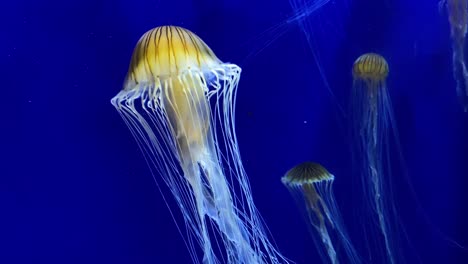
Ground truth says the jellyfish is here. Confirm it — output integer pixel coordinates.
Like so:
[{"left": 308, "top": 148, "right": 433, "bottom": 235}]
[
  {"left": 281, "top": 162, "right": 361, "bottom": 264},
  {"left": 350, "top": 53, "right": 403, "bottom": 264},
  {"left": 441, "top": 0, "right": 468, "bottom": 111},
  {"left": 111, "top": 26, "right": 288, "bottom": 264}
]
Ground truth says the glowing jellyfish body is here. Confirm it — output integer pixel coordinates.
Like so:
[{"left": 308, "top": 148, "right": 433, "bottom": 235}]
[
  {"left": 282, "top": 162, "right": 361, "bottom": 264},
  {"left": 111, "top": 26, "right": 287, "bottom": 264},
  {"left": 442, "top": 0, "right": 468, "bottom": 111},
  {"left": 350, "top": 53, "right": 401, "bottom": 264}
]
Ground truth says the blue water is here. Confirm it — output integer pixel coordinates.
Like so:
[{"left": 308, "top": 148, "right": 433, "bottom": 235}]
[{"left": 2, "top": 0, "right": 468, "bottom": 263}]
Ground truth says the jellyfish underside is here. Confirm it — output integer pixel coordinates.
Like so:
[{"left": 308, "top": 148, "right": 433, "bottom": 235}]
[
  {"left": 351, "top": 53, "right": 402, "bottom": 264},
  {"left": 282, "top": 162, "right": 361, "bottom": 264},
  {"left": 442, "top": 0, "right": 468, "bottom": 111},
  {"left": 112, "top": 26, "right": 287, "bottom": 264}
]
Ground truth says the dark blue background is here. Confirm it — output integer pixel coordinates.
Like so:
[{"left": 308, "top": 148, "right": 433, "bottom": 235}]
[{"left": 2, "top": 0, "right": 467, "bottom": 263}]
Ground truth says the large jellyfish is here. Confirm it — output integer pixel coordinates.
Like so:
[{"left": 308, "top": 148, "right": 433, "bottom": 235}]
[
  {"left": 350, "top": 53, "right": 403, "bottom": 264},
  {"left": 281, "top": 162, "right": 361, "bottom": 264},
  {"left": 441, "top": 0, "right": 468, "bottom": 111},
  {"left": 111, "top": 26, "right": 288, "bottom": 264}
]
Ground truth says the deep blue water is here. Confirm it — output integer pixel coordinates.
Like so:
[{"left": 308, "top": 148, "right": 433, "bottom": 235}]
[{"left": 2, "top": 0, "right": 468, "bottom": 263}]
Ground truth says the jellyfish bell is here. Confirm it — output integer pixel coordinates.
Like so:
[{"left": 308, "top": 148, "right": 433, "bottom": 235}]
[
  {"left": 112, "top": 25, "right": 287, "bottom": 264},
  {"left": 282, "top": 162, "right": 361, "bottom": 264},
  {"left": 351, "top": 53, "right": 390, "bottom": 119},
  {"left": 352, "top": 53, "right": 389, "bottom": 86},
  {"left": 122, "top": 27, "right": 219, "bottom": 167}
]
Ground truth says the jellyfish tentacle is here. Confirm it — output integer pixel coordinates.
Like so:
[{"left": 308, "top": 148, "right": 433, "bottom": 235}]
[
  {"left": 446, "top": 0, "right": 468, "bottom": 111},
  {"left": 282, "top": 162, "right": 361, "bottom": 264}
]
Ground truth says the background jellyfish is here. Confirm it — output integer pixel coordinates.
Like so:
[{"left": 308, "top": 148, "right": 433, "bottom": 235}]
[
  {"left": 111, "top": 26, "right": 288, "bottom": 264},
  {"left": 281, "top": 162, "right": 361, "bottom": 264},
  {"left": 350, "top": 53, "right": 404, "bottom": 264},
  {"left": 441, "top": 0, "right": 468, "bottom": 111}
]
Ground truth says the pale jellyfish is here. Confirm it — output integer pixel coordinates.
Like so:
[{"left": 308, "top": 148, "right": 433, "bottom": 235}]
[
  {"left": 282, "top": 162, "right": 361, "bottom": 264},
  {"left": 111, "top": 25, "right": 288, "bottom": 264},
  {"left": 441, "top": 0, "right": 468, "bottom": 111}
]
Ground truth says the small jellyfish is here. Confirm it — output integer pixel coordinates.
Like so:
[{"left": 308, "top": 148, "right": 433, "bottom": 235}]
[
  {"left": 441, "top": 0, "right": 468, "bottom": 111},
  {"left": 111, "top": 26, "right": 287, "bottom": 264},
  {"left": 350, "top": 53, "right": 402, "bottom": 264},
  {"left": 281, "top": 162, "right": 361, "bottom": 264}
]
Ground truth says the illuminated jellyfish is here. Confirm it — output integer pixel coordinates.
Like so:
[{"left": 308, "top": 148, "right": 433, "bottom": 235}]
[
  {"left": 350, "top": 53, "right": 402, "bottom": 264},
  {"left": 441, "top": 0, "right": 468, "bottom": 111},
  {"left": 281, "top": 162, "right": 361, "bottom": 264},
  {"left": 111, "top": 26, "right": 288, "bottom": 264}
]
